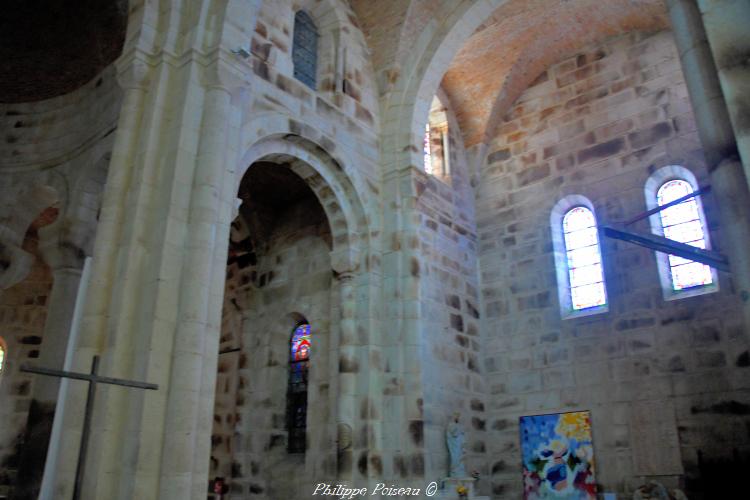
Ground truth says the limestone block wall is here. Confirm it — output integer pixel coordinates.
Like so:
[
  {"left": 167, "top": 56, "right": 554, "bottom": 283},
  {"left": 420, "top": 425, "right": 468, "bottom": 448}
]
[
  {"left": 414, "top": 89, "right": 488, "bottom": 487},
  {"left": 477, "top": 31, "right": 750, "bottom": 498},
  {"left": 210, "top": 195, "right": 335, "bottom": 499},
  {"left": 0, "top": 65, "right": 119, "bottom": 498},
  {"left": 0, "top": 212, "right": 55, "bottom": 496},
  {"left": 244, "top": 0, "right": 381, "bottom": 212}
]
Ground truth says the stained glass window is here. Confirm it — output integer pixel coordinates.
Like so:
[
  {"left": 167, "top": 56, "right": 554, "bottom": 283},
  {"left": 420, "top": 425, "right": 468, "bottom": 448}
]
[
  {"left": 424, "top": 123, "right": 433, "bottom": 174},
  {"left": 563, "top": 207, "right": 607, "bottom": 310},
  {"left": 657, "top": 180, "right": 713, "bottom": 290},
  {"left": 292, "top": 11, "right": 318, "bottom": 90},
  {"left": 287, "top": 323, "right": 310, "bottom": 453}
]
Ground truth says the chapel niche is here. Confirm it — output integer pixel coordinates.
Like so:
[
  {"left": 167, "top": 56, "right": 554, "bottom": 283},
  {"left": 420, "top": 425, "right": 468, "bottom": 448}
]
[{"left": 211, "top": 161, "right": 336, "bottom": 498}]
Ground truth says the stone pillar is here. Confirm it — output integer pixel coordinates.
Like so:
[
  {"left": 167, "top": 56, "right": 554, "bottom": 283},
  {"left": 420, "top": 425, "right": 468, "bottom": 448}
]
[
  {"left": 336, "top": 271, "right": 357, "bottom": 481},
  {"left": 695, "top": 0, "right": 750, "bottom": 181},
  {"left": 667, "top": 0, "right": 750, "bottom": 326},
  {"left": 161, "top": 76, "right": 234, "bottom": 499},
  {"left": 43, "top": 61, "right": 153, "bottom": 499},
  {"left": 12, "top": 221, "right": 86, "bottom": 500}
]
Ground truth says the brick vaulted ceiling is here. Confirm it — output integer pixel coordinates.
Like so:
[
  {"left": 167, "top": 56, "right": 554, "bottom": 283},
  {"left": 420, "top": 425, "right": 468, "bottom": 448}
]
[{"left": 351, "top": 0, "right": 669, "bottom": 148}]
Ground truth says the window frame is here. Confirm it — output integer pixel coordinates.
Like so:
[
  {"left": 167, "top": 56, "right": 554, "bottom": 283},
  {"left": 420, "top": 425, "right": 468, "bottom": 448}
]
[
  {"left": 292, "top": 10, "right": 319, "bottom": 90},
  {"left": 551, "top": 196, "right": 609, "bottom": 319},
  {"left": 0, "top": 337, "right": 6, "bottom": 377},
  {"left": 286, "top": 322, "right": 311, "bottom": 454},
  {"left": 645, "top": 165, "right": 718, "bottom": 300}
]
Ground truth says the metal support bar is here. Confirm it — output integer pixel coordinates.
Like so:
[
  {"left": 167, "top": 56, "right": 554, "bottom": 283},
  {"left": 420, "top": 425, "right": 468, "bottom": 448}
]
[
  {"left": 624, "top": 185, "right": 711, "bottom": 225},
  {"left": 601, "top": 225, "right": 729, "bottom": 272}
]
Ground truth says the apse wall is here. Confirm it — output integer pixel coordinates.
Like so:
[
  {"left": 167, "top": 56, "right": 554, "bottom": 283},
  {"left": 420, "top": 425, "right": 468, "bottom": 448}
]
[
  {"left": 0, "top": 216, "right": 53, "bottom": 497},
  {"left": 211, "top": 195, "right": 335, "bottom": 499},
  {"left": 415, "top": 89, "right": 488, "bottom": 486},
  {"left": 0, "top": 66, "right": 120, "bottom": 497},
  {"left": 477, "top": 31, "right": 750, "bottom": 497}
]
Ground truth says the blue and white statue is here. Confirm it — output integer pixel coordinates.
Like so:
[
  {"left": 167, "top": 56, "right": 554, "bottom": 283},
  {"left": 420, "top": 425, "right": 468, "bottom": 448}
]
[{"left": 446, "top": 412, "right": 467, "bottom": 477}]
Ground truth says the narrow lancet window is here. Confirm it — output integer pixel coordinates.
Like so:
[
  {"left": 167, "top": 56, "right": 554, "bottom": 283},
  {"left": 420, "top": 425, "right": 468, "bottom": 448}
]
[
  {"left": 563, "top": 207, "right": 607, "bottom": 310},
  {"left": 423, "top": 123, "right": 433, "bottom": 174},
  {"left": 657, "top": 180, "right": 713, "bottom": 290},
  {"left": 292, "top": 11, "right": 319, "bottom": 90},
  {"left": 287, "top": 323, "right": 311, "bottom": 453}
]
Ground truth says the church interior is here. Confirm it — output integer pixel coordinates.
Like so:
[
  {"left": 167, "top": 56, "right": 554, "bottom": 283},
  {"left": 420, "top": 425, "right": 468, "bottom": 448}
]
[{"left": 1, "top": 0, "right": 749, "bottom": 499}]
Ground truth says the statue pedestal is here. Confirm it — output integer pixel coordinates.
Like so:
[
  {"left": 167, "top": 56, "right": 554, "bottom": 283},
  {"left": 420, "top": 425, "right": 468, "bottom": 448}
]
[{"left": 435, "top": 477, "right": 489, "bottom": 500}]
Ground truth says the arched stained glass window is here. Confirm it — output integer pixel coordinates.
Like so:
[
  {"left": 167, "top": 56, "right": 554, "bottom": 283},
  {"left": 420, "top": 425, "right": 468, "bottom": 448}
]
[
  {"left": 657, "top": 180, "right": 713, "bottom": 290},
  {"left": 423, "top": 123, "right": 433, "bottom": 174},
  {"left": 287, "top": 323, "right": 310, "bottom": 453},
  {"left": 292, "top": 11, "right": 318, "bottom": 90},
  {"left": 563, "top": 207, "right": 607, "bottom": 310},
  {"left": 0, "top": 339, "right": 6, "bottom": 375}
]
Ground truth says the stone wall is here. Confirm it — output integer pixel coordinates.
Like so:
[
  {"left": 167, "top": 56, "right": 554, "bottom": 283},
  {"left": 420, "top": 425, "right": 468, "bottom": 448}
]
[
  {"left": 415, "top": 88, "right": 488, "bottom": 488},
  {"left": 477, "top": 31, "right": 750, "bottom": 498},
  {"left": 0, "top": 211, "right": 55, "bottom": 497},
  {"left": 211, "top": 190, "right": 335, "bottom": 499}
]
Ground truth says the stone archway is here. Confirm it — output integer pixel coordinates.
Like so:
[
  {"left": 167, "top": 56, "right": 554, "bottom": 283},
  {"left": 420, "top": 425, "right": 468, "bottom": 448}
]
[{"left": 229, "top": 134, "right": 370, "bottom": 492}]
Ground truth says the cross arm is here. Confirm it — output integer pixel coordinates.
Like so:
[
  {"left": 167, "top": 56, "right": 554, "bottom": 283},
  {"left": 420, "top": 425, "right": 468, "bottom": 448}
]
[
  {"left": 19, "top": 364, "right": 158, "bottom": 390},
  {"left": 600, "top": 224, "right": 730, "bottom": 272}
]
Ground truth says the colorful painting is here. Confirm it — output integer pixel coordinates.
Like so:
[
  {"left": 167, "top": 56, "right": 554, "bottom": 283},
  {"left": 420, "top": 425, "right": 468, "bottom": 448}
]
[{"left": 520, "top": 411, "right": 597, "bottom": 499}]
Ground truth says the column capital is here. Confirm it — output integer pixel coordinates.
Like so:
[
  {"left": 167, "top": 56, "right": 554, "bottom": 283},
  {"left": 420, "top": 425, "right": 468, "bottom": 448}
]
[
  {"left": 334, "top": 270, "right": 356, "bottom": 283},
  {"left": 0, "top": 241, "right": 33, "bottom": 290},
  {"left": 115, "top": 49, "right": 153, "bottom": 90},
  {"left": 201, "top": 54, "right": 251, "bottom": 95},
  {"left": 330, "top": 247, "right": 360, "bottom": 276},
  {"left": 38, "top": 218, "right": 91, "bottom": 272}
]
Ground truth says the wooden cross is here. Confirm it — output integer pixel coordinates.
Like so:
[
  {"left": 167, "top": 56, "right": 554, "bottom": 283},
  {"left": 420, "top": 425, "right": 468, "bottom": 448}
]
[{"left": 20, "top": 356, "right": 158, "bottom": 500}]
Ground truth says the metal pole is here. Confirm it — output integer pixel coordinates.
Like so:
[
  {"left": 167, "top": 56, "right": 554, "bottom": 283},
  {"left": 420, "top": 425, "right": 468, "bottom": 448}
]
[{"left": 72, "top": 356, "right": 98, "bottom": 500}]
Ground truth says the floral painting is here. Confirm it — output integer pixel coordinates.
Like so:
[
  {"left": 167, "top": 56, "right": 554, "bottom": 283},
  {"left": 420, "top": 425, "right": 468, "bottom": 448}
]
[{"left": 519, "top": 411, "right": 597, "bottom": 499}]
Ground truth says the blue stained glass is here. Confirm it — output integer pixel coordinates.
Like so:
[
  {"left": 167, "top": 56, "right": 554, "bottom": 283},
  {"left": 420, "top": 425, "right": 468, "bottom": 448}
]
[
  {"left": 291, "top": 323, "right": 311, "bottom": 361},
  {"left": 563, "top": 206, "right": 606, "bottom": 310},
  {"left": 288, "top": 323, "right": 311, "bottom": 453},
  {"left": 292, "top": 11, "right": 318, "bottom": 90},
  {"left": 657, "top": 180, "right": 713, "bottom": 290}
]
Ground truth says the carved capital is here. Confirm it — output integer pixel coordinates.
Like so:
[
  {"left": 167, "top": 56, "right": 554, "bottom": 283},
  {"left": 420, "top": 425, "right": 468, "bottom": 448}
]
[
  {"left": 115, "top": 49, "right": 153, "bottom": 90},
  {"left": 201, "top": 54, "right": 250, "bottom": 94},
  {"left": 330, "top": 247, "right": 360, "bottom": 276},
  {"left": 38, "top": 218, "right": 91, "bottom": 272},
  {"left": 0, "top": 241, "right": 33, "bottom": 290}
]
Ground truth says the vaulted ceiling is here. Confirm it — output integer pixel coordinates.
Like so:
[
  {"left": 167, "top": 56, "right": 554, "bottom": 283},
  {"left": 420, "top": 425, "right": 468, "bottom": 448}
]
[{"left": 351, "top": 0, "right": 670, "bottom": 148}]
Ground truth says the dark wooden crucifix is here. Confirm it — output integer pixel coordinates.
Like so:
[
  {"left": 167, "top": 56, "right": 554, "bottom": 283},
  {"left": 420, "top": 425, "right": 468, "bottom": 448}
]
[{"left": 20, "top": 356, "right": 158, "bottom": 500}]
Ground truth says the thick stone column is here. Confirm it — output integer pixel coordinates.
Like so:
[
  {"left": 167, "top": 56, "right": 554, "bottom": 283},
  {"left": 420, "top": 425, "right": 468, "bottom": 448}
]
[
  {"left": 667, "top": 0, "right": 750, "bottom": 326},
  {"left": 336, "top": 271, "right": 357, "bottom": 481},
  {"left": 12, "top": 221, "right": 86, "bottom": 500},
  {"left": 695, "top": 0, "right": 750, "bottom": 180},
  {"left": 45, "top": 59, "right": 153, "bottom": 500}
]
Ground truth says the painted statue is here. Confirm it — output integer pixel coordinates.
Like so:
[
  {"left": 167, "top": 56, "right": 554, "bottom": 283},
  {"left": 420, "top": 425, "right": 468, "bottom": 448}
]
[{"left": 446, "top": 412, "right": 467, "bottom": 477}]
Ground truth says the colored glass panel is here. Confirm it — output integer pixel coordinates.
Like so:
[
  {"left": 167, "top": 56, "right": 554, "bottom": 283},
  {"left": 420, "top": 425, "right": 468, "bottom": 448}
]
[
  {"left": 424, "top": 123, "right": 433, "bottom": 174},
  {"left": 563, "top": 206, "right": 606, "bottom": 310},
  {"left": 657, "top": 180, "right": 713, "bottom": 290},
  {"left": 292, "top": 11, "right": 318, "bottom": 89},
  {"left": 291, "top": 323, "right": 311, "bottom": 361},
  {"left": 288, "top": 323, "right": 310, "bottom": 453}
]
